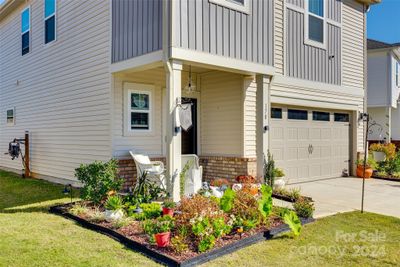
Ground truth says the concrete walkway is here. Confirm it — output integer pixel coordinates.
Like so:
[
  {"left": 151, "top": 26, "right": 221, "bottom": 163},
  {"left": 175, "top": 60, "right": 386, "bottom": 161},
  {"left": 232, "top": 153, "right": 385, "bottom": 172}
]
[{"left": 287, "top": 177, "right": 400, "bottom": 218}]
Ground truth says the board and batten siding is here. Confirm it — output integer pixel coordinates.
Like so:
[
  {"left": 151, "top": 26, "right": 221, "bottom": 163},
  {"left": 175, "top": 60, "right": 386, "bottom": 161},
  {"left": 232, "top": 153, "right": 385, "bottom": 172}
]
[
  {"left": 285, "top": 5, "right": 342, "bottom": 85},
  {"left": 0, "top": 0, "right": 111, "bottom": 182},
  {"left": 112, "top": 0, "right": 163, "bottom": 63},
  {"left": 172, "top": 0, "right": 274, "bottom": 66},
  {"left": 342, "top": 0, "right": 364, "bottom": 89}
]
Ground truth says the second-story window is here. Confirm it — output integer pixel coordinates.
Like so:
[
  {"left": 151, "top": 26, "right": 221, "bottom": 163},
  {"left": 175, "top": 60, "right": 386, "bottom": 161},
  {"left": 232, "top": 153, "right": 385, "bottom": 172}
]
[
  {"left": 305, "top": 0, "right": 326, "bottom": 49},
  {"left": 21, "top": 7, "right": 30, "bottom": 56},
  {"left": 209, "top": 0, "right": 249, "bottom": 14},
  {"left": 44, "top": 0, "right": 56, "bottom": 44}
]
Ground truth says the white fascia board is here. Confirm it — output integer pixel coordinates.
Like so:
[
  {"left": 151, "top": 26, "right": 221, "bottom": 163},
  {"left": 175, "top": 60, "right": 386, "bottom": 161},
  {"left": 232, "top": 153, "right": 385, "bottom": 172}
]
[
  {"left": 170, "top": 47, "right": 275, "bottom": 75},
  {"left": 110, "top": 50, "right": 164, "bottom": 73}
]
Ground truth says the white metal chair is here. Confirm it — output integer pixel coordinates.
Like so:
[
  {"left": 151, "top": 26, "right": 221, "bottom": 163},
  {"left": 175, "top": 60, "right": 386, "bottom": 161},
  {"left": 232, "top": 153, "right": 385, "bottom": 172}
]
[
  {"left": 129, "top": 152, "right": 166, "bottom": 189},
  {"left": 181, "top": 154, "right": 203, "bottom": 196}
]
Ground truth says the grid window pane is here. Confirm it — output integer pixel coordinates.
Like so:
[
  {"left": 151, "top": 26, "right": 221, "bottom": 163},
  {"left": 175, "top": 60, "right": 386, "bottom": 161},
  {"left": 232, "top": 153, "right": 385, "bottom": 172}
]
[
  {"left": 21, "top": 9, "right": 30, "bottom": 33},
  {"left": 131, "top": 93, "right": 149, "bottom": 110},
  {"left": 22, "top": 32, "right": 29, "bottom": 55},
  {"left": 288, "top": 109, "right": 308, "bottom": 120},
  {"left": 45, "top": 16, "right": 56, "bottom": 43},
  {"left": 309, "top": 0, "right": 323, "bottom": 16},
  {"left": 131, "top": 112, "right": 149, "bottom": 130},
  {"left": 313, "top": 111, "right": 330, "bottom": 121},
  {"left": 309, "top": 16, "right": 323, "bottom": 43},
  {"left": 45, "top": 0, "right": 56, "bottom": 18},
  {"left": 271, "top": 108, "right": 282, "bottom": 119},
  {"left": 334, "top": 113, "right": 349, "bottom": 122}
]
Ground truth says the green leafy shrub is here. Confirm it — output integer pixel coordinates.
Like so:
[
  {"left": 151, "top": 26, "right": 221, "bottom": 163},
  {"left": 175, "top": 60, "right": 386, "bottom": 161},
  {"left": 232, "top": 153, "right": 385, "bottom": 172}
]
[
  {"left": 130, "top": 202, "right": 161, "bottom": 220},
  {"left": 293, "top": 198, "right": 315, "bottom": 218},
  {"left": 171, "top": 235, "right": 189, "bottom": 253},
  {"left": 220, "top": 188, "right": 236, "bottom": 212},
  {"left": 280, "top": 208, "right": 302, "bottom": 237},
  {"left": 105, "top": 195, "right": 123, "bottom": 211},
  {"left": 383, "top": 151, "right": 400, "bottom": 175},
  {"left": 143, "top": 215, "right": 174, "bottom": 236},
  {"left": 75, "top": 159, "right": 123, "bottom": 204},
  {"left": 231, "top": 190, "right": 261, "bottom": 230},
  {"left": 258, "top": 185, "right": 273, "bottom": 218},
  {"left": 264, "top": 151, "right": 275, "bottom": 187}
]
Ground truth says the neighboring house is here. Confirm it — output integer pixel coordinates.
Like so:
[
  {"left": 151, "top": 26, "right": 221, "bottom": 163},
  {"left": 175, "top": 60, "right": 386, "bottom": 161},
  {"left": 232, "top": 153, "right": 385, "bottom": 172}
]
[
  {"left": 0, "top": 0, "right": 378, "bottom": 199},
  {"left": 367, "top": 39, "right": 400, "bottom": 143}
]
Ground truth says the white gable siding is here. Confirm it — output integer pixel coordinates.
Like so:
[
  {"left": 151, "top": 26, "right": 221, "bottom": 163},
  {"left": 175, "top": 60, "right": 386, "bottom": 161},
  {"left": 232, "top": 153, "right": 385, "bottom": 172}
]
[{"left": 0, "top": 0, "right": 111, "bottom": 182}]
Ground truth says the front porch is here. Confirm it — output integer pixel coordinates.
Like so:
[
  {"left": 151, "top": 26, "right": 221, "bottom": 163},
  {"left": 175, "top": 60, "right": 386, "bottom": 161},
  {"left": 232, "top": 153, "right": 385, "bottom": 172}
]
[{"left": 112, "top": 60, "right": 270, "bottom": 200}]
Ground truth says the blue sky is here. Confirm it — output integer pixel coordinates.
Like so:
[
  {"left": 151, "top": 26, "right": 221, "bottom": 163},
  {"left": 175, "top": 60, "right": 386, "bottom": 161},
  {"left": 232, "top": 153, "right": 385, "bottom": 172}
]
[{"left": 367, "top": 0, "right": 400, "bottom": 43}]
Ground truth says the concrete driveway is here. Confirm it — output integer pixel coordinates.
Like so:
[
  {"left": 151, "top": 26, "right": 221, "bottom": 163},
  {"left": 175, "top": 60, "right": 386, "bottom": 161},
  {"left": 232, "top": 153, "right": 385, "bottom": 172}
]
[{"left": 287, "top": 177, "right": 400, "bottom": 218}]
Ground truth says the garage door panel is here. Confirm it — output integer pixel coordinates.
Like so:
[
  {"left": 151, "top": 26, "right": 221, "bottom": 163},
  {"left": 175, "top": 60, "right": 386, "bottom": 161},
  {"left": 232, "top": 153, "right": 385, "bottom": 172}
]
[{"left": 271, "top": 106, "right": 350, "bottom": 183}]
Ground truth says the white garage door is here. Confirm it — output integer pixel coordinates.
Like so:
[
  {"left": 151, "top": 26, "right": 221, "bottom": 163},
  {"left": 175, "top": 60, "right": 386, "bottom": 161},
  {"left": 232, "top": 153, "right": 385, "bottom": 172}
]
[{"left": 270, "top": 106, "right": 350, "bottom": 184}]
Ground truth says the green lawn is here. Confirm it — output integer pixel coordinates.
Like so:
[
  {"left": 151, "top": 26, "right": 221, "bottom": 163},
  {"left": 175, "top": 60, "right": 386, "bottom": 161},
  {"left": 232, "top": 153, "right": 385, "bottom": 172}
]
[{"left": 0, "top": 170, "right": 399, "bottom": 267}]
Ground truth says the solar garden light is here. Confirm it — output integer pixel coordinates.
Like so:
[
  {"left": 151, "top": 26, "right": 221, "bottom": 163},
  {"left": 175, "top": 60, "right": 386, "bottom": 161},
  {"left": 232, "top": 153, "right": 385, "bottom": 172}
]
[{"left": 63, "top": 184, "right": 73, "bottom": 203}]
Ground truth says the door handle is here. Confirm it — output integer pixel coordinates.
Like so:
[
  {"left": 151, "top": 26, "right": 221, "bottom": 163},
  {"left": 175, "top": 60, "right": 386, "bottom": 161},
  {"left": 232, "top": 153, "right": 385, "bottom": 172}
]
[
  {"left": 308, "top": 144, "right": 314, "bottom": 155},
  {"left": 310, "top": 144, "right": 314, "bottom": 154}
]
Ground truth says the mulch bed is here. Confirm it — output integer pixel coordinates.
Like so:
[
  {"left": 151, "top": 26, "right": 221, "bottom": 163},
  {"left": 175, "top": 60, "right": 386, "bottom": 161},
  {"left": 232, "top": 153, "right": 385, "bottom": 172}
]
[
  {"left": 50, "top": 202, "right": 314, "bottom": 267},
  {"left": 272, "top": 193, "right": 313, "bottom": 203}
]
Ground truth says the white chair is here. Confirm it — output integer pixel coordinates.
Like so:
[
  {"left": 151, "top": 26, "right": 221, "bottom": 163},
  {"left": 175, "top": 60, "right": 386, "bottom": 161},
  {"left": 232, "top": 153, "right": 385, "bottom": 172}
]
[
  {"left": 129, "top": 152, "right": 166, "bottom": 189},
  {"left": 181, "top": 154, "right": 203, "bottom": 196}
]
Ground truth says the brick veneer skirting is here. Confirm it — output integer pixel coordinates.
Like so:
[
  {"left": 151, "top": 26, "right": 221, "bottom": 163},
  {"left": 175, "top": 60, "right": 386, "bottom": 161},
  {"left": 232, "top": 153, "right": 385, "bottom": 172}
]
[{"left": 118, "top": 156, "right": 257, "bottom": 190}]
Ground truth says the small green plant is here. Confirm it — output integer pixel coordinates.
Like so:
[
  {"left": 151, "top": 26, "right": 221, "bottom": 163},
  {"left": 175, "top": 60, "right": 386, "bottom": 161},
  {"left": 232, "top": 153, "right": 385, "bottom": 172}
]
[
  {"left": 258, "top": 185, "right": 273, "bottom": 218},
  {"left": 142, "top": 216, "right": 174, "bottom": 243},
  {"left": 288, "top": 188, "right": 301, "bottom": 202},
  {"left": 198, "top": 235, "right": 216, "bottom": 253},
  {"left": 105, "top": 195, "right": 123, "bottom": 211},
  {"left": 355, "top": 156, "right": 378, "bottom": 169},
  {"left": 171, "top": 235, "right": 189, "bottom": 254},
  {"left": 264, "top": 151, "right": 275, "bottom": 187},
  {"left": 280, "top": 208, "right": 302, "bottom": 237},
  {"left": 163, "top": 199, "right": 176, "bottom": 209},
  {"left": 74, "top": 159, "right": 123, "bottom": 204},
  {"left": 274, "top": 168, "right": 285, "bottom": 177},
  {"left": 131, "top": 172, "right": 167, "bottom": 205},
  {"left": 111, "top": 217, "right": 133, "bottom": 229},
  {"left": 220, "top": 188, "right": 236, "bottom": 212},
  {"left": 293, "top": 198, "right": 315, "bottom": 218},
  {"left": 87, "top": 207, "right": 105, "bottom": 223},
  {"left": 69, "top": 203, "right": 88, "bottom": 216},
  {"left": 130, "top": 202, "right": 161, "bottom": 220}
]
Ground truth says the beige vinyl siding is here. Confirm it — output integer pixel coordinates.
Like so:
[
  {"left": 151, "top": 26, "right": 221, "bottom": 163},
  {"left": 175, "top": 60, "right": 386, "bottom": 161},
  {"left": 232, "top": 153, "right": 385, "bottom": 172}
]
[
  {"left": 112, "top": 69, "right": 165, "bottom": 158},
  {"left": 243, "top": 79, "right": 257, "bottom": 157},
  {"left": 274, "top": 0, "right": 284, "bottom": 75},
  {"left": 342, "top": 0, "right": 364, "bottom": 89},
  {"left": 200, "top": 72, "right": 243, "bottom": 157},
  {"left": 0, "top": 1, "right": 111, "bottom": 181}
]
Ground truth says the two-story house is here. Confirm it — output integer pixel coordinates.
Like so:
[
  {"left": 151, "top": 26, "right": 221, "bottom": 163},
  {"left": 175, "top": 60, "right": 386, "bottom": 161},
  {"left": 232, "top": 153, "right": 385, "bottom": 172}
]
[
  {"left": 0, "top": 0, "right": 378, "bottom": 200},
  {"left": 367, "top": 39, "right": 400, "bottom": 143}
]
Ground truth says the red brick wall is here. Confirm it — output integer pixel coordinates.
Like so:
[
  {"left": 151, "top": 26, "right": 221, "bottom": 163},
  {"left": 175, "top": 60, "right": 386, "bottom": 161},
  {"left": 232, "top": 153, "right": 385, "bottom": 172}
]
[{"left": 118, "top": 156, "right": 257, "bottom": 190}]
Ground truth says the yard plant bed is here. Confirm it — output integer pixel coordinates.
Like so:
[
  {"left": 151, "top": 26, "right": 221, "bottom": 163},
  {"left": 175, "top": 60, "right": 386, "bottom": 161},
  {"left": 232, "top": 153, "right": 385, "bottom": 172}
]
[
  {"left": 272, "top": 192, "right": 313, "bottom": 203},
  {"left": 50, "top": 202, "right": 314, "bottom": 267},
  {"left": 372, "top": 175, "right": 400, "bottom": 182}
]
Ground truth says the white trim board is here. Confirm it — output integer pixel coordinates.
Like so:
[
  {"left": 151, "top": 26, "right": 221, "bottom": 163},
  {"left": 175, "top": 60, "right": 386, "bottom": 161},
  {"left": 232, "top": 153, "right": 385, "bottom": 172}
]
[
  {"left": 272, "top": 75, "right": 364, "bottom": 97},
  {"left": 171, "top": 47, "right": 275, "bottom": 75},
  {"left": 110, "top": 50, "right": 163, "bottom": 73}
]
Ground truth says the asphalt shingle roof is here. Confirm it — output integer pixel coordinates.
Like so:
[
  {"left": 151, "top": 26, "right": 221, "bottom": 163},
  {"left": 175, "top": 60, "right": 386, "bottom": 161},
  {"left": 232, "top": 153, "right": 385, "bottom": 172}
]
[{"left": 368, "top": 39, "right": 400, "bottom": 50}]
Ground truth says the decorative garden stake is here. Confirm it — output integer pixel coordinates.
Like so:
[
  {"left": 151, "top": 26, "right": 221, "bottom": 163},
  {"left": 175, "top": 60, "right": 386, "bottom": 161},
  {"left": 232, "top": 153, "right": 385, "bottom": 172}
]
[{"left": 63, "top": 184, "right": 73, "bottom": 203}]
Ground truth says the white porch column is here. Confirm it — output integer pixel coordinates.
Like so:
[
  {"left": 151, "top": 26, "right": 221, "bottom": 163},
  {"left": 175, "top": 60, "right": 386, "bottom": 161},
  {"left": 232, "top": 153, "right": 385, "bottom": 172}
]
[
  {"left": 256, "top": 75, "right": 270, "bottom": 180},
  {"left": 165, "top": 60, "right": 182, "bottom": 202}
]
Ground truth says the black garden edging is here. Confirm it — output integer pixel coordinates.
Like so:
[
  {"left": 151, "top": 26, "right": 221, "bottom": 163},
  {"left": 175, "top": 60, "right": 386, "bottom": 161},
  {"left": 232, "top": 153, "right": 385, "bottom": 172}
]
[
  {"left": 372, "top": 176, "right": 400, "bottom": 182},
  {"left": 49, "top": 203, "right": 314, "bottom": 267},
  {"left": 272, "top": 193, "right": 313, "bottom": 203}
]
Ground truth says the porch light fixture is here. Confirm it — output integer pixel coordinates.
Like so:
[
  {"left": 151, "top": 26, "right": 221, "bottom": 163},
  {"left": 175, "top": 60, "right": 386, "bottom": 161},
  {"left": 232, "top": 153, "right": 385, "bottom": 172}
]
[{"left": 184, "top": 65, "right": 196, "bottom": 93}]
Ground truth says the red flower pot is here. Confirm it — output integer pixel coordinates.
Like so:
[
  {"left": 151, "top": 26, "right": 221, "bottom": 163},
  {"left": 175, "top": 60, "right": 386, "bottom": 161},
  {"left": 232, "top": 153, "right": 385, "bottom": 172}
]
[
  {"left": 155, "top": 232, "right": 171, "bottom": 247},
  {"left": 162, "top": 207, "right": 174, "bottom": 217}
]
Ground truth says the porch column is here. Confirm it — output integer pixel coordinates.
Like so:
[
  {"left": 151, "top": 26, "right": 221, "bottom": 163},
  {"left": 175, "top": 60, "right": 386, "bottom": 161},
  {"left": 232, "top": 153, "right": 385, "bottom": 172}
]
[
  {"left": 166, "top": 60, "right": 182, "bottom": 202},
  {"left": 256, "top": 75, "right": 270, "bottom": 180}
]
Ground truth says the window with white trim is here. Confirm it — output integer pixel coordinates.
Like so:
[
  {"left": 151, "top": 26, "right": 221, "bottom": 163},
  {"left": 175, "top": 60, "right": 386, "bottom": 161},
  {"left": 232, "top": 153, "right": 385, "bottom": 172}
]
[
  {"left": 209, "top": 0, "right": 249, "bottom": 13},
  {"left": 305, "top": 0, "right": 326, "bottom": 49},
  {"left": 7, "top": 108, "right": 15, "bottom": 125},
  {"left": 396, "top": 61, "right": 400, "bottom": 87},
  {"left": 125, "top": 83, "right": 154, "bottom": 134},
  {"left": 44, "top": 0, "right": 56, "bottom": 44},
  {"left": 21, "top": 7, "right": 30, "bottom": 55}
]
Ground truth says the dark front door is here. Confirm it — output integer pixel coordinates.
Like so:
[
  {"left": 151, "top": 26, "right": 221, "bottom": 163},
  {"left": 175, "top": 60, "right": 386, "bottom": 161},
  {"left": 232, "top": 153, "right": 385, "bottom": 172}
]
[{"left": 181, "top": 98, "right": 197, "bottom": 154}]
